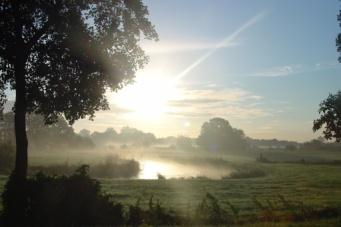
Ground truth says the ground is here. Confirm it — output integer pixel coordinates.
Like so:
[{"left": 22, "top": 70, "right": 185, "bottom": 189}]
[
  {"left": 1, "top": 149, "right": 341, "bottom": 225},
  {"left": 99, "top": 163, "right": 341, "bottom": 214}
]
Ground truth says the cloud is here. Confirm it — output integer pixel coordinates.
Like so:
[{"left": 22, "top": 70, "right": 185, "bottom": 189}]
[
  {"left": 142, "top": 39, "right": 239, "bottom": 55},
  {"left": 249, "top": 61, "right": 341, "bottom": 77},
  {"left": 166, "top": 87, "right": 269, "bottom": 120},
  {"left": 250, "top": 65, "right": 302, "bottom": 77},
  {"left": 142, "top": 11, "right": 266, "bottom": 56},
  {"left": 314, "top": 61, "right": 341, "bottom": 70}
]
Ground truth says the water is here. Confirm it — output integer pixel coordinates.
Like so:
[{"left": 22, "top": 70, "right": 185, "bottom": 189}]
[{"left": 138, "top": 159, "right": 233, "bottom": 179}]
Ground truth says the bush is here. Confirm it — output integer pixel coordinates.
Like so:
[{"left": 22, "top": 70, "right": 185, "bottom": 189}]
[
  {"left": 126, "top": 196, "right": 184, "bottom": 226},
  {"left": 1, "top": 165, "right": 125, "bottom": 226},
  {"left": 28, "top": 155, "right": 141, "bottom": 179},
  {"left": 194, "top": 193, "right": 231, "bottom": 225},
  {"left": 90, "top": 155, "right": 140, "bottom": 178},
  {"left": 0, "top": 143, "right": 15, "bottom": 174}
]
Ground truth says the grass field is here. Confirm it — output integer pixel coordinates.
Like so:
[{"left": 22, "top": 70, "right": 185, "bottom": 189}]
[
  {"left": 1, "top": 149, "right": 341, "bottom": 225},
  {"left": 99, "top": 163, "right": 341, "bottom": 213},
  {"left": 2, "top": 163, "right": 341, "bottom": 213}
]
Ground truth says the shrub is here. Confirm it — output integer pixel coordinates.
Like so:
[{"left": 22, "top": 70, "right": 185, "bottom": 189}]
[
  {"left": 194, "top": 193, "right": 230, "bottom": 225},
  {"left": 1, "top": 165, "right": 125, "bottom": 226},
  {"left": 127, "top": 199, "right": 145, "bottom": 226},
  {"left": 146, "top": 196, "right": 183, "bottom": 225},
  {"left": 157, "top": 173, "right": 166, "bottom": 180},
  {"left": 90, "top": 155, "right": 140, "bottom": 178},
  {"left": 28, "top": 155, "right": 141, "bottom": 179},
  {"left": 28, "top": 163, "right": 75, "bottom": 176},
  {"left": 126, "top": 196, "right": 183, "bottom": 226}
]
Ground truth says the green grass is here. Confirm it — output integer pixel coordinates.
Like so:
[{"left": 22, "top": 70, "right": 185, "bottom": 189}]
[
  {"left": 97, "top": 163, "right": 341, "bottom": 215},
  {"left": 2, "top": 149, "right": 341, "bottom": 225},
  {"left": 243, "top": 218, "right": 341, "bottom": 226}
]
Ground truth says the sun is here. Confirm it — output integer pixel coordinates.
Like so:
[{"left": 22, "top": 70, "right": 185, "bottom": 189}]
[{"left": 110, "top": 69, "right": 179, "bottom": 119}]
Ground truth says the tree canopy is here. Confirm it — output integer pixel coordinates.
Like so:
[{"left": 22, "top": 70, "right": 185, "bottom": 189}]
[
  {"left": 0, "top": 0, "right": 158, "bottom": 180},
  {"left": 197, "top": 118, "right": 247, "bottom": 152},
  {"left": 313, "top": 7, "right": 341, "bottom": 142},
  {"left": 0, "top": 0, "right": 158, "bottom": 124},
  {"left": 1, "top": 112, "right": 94, "bottom": 151},
  {"left": 337, "top": 5, "right": 341, "bottom": 63},
  {"left": 313, "top": 91, "right": 341, "bottom": 142}
]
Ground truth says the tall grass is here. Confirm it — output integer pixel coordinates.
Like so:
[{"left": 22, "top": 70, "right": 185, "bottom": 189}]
[{"left": 28, "top": 155, "right": 140, "bottom": 179}]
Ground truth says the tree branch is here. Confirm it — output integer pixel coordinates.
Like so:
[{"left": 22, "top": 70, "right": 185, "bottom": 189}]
[
  {"left": 0, "top": 47, "right": 13, "bottom": 63},
  {"left": 25, "top": 21, "right": 50, "bottom": 50}
]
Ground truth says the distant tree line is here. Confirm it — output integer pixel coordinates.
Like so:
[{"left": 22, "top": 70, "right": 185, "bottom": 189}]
[
  {"left": 82, "top": 117, "right": 249, "bottom": 152},
  {"left": 81, "top": 126, "right": 157, "bottom": 147},
  {"left": 197, "top": 118, "right": 248, "bottom": 152},
  {"left": 0, "top": 112, "right": 94, "bottom": 152},
  {"left": 1, "top": 113, "right": 338, "bottom": 154}
]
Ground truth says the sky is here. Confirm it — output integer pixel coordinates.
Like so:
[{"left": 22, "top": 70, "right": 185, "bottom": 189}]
[{"left": 74, "top": 0, "right": 341, "bottom": 142}]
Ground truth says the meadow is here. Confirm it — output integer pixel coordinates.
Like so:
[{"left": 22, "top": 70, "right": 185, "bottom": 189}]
[
  {"left": 102, "top": 163, "right": 341, "bottom": 214},
  {"left": 1, "top": 148, "right": 341, "bottom": 225}
]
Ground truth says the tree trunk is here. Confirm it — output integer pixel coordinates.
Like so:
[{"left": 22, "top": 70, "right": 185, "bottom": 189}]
[
  {"left": 14, "top": 59, "right": 28, "bottom": 181},
  {"left": 2, "top": 58, "right": 29, "bottom": 225}
]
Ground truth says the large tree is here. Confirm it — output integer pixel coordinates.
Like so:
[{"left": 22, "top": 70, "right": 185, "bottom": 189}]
[
  {"left": 1, "top": 112, "right": 94, "bottom": 151},
  {"left": 0, "top": 0, "right": 158, "bottom": 181},
  {"left": 197, "top": 118, "right": 247, "bottom": 152},
  {"left": 313, "top": 91, "right": 341, "bottom": 142},
  {"left": 313, "top": 5, "right": 341, "bottom": 141}
]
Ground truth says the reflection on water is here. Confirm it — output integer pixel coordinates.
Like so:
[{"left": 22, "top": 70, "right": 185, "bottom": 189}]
[{"left": 138, "top": 159, "right": 233, "bottom": 179}]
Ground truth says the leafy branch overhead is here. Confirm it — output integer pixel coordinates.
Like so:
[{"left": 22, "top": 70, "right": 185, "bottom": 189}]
[
  {"left": 0, "top": 0, "right": 158, "bottom": 124},
  {"left": 313, "top": 6, "right": 341, "bottom": 142},
  {"left": 313, "top": 91, "right": 341, "bottom": 142}
]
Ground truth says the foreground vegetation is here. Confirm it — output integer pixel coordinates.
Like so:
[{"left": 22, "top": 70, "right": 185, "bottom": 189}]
[
  {"left": 1, "top": 144, "right": 341, "bottom": 225},
  {"left": 1, "top": 158, "right": 341, "bottom": 225},
  {"left": 1, "top": 163, "right": 341, "bottom": 226}
]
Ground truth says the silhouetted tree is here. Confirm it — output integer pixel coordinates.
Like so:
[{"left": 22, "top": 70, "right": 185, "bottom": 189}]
[
  {"left": 313, "top": 5, "right": 341, "bottom": 142},
  {"left": 1, "top": 112, "right": 94, "bottom": 151},
  {"left": 337, "top": 3, "right": 341, "bottom": 62},
  {"left": 302, "top": 138, "right": 326, "bottom": 150},
  {"left": 0, "top": 1, "right": 157, "bottom": 182},
  {"left": 119, "top": 126, "right": 156, "bottom": 146},
  {"left": 91, "top": 127, "right": 118, "bottom": 144},
  {"left": 176, "top": 136, "right": 194, "bottom": 151},
  {"left": 197, "top": 118, "right": 247, "bottom": 152},
  {"left": 79, "top": 129, "right": 91, "bottom": 138},
  {"left": 313, "top": 91, "right": 341, "bottom": 142}
]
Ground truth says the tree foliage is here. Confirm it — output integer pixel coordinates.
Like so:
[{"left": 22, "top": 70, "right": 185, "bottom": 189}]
[
  {"left": 337, "top": 4, "right": 341, "bottom": 62},
  {"left": 0, "top": 0, "right": 158, "bottom": 123},
  {"left": 197, "top": 118, "right": 247, "bottom": 152},
  {"left": 0, "top": 0, "right": 157, "bottom": 179},
  {"left": 313, "top": 91, "right": 341, "bottom": 142},
  {"left": 2, "top": 112, "right": 94, "bottom": 151},
  {"left": 312, "top": 6, "right": 341, "bottom": 143},
  {"left": 2, "top": 166, "right": 125, "bottom": 226}
]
